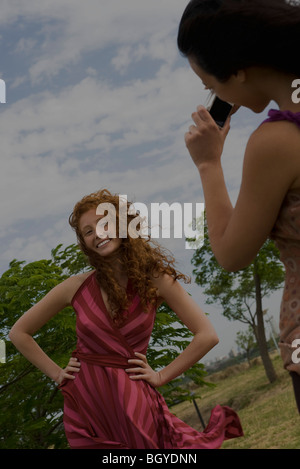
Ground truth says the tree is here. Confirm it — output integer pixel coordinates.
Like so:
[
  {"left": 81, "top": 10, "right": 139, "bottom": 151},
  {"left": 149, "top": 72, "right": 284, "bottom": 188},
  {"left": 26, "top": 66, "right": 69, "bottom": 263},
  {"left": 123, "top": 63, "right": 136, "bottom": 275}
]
[
  {"left": 0, "top": 244, "right": 208, "bottom": 449},
  {"left": 0, "top": 257, "right": 75, "bottom": 448},
  {"left": 190, "top": 217, "right": 285, "bottom": 383},
  {"left": 235, "top": 327, "right": 257, "bottom": 366}
]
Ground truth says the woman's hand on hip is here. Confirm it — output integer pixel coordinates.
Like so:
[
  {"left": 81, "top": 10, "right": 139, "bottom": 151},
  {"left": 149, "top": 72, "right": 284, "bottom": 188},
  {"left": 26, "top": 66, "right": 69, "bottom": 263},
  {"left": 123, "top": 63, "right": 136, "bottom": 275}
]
[
  {"left": 55, "top": 357, "right": 81, "bottom": 385},
  {"left": 126, "top": 352, "right": 163, "bottom": 388}
]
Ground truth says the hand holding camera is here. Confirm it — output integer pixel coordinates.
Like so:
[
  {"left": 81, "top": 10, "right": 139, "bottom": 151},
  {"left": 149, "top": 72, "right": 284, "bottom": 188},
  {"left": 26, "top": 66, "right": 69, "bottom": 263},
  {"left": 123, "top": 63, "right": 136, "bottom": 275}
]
[
  {"left": 185, "top": 95, "right": 235, "bottom": 170},
  {"left": 207, "top": 95, "right": 234, "bottom": 128}
]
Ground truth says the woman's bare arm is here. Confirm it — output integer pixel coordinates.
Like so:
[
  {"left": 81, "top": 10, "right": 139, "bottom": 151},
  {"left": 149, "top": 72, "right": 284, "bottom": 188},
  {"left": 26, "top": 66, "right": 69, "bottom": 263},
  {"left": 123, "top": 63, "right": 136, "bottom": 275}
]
[
  {"left": 9, "top": 273, "right": 89, "bottom": 383},
  {"left": 186, "top": 109, "right": 300, "bottom": 271},
  {"left": 126, "top": 274, "right": 218, "bottom": 387}
]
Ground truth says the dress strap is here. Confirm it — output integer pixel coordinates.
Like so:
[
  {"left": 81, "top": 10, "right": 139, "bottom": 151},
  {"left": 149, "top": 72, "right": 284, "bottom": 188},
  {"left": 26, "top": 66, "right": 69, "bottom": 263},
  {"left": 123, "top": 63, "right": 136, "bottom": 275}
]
[{"left": 262, "top": 109, "right": 300, "bottom": 128}]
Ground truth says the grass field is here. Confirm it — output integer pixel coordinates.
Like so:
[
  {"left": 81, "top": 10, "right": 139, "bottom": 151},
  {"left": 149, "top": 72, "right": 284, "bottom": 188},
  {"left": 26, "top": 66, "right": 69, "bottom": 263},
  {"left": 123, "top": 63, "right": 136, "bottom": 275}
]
[{"left": 172, "top": 352, "right": 300, "bottom": 449}]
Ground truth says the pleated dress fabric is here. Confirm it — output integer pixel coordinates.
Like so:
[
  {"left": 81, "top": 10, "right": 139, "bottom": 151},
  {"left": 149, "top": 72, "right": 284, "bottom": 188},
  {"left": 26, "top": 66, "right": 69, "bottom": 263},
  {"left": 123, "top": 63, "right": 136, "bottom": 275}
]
[{"left": 59, "top": 272, "right": 243, "bottom": 449}]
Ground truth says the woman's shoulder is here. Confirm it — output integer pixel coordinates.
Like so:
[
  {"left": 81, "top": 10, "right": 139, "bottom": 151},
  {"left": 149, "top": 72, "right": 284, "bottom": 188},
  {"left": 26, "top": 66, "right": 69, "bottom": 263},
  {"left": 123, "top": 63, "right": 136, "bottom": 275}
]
[
  {"left": 73, "top": 270, "right": 95, "bottom": 283},
  {"left": 60, "top": 270, "right": 95, "bottom": 304},
  {"left": 151, "top": 273, "right": 182, "bottom": 304},
  {"left": 246, "top": 116, "right": 300, "bottom": 163}
]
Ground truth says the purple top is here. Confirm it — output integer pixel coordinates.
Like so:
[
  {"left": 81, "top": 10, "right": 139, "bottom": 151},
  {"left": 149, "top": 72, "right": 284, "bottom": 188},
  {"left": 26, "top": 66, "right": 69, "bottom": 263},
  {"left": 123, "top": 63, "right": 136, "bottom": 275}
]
[{"left": 263, "top": 109, "right": 300, "bottom": 128}]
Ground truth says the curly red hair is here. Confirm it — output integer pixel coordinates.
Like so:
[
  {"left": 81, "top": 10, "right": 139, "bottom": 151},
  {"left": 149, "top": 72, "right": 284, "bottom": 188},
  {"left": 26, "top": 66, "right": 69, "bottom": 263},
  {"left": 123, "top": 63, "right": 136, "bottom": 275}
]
[{"left": 69, "top": 189, "right": 190, "bottom": 322}]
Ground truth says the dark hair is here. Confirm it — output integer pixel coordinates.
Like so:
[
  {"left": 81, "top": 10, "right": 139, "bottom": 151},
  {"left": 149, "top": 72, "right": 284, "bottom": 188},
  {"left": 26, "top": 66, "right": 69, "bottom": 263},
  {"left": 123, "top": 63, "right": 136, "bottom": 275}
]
[{"left": 177, "top": 0, "right": 300, "bottom": 81}]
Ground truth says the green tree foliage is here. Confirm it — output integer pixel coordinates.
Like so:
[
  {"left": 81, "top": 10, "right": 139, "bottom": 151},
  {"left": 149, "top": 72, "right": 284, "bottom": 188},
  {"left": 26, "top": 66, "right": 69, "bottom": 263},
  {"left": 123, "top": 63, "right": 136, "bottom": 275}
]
[
  {"left": 0, "top": 244, "right": 208, "bottom": 449},
  {"left": 190, "top": 217, "right": 285, "bottom": 383},
  {"left": 0, "top": 246, "right": 85, "bottom": 449}
]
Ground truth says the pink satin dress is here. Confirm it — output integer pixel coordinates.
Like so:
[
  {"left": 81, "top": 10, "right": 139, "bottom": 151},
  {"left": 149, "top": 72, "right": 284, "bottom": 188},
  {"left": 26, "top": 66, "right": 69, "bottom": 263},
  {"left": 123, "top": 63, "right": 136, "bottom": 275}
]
[{"left": 59, "top": 272, "right": 243, "bottom": 449}]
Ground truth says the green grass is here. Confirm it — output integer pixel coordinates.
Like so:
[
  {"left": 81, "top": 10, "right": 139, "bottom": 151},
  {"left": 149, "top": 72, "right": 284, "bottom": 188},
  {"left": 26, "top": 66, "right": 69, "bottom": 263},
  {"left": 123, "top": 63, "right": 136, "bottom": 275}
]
[{"left": 172, "top": 353, "right": 300, "bottom": 449}]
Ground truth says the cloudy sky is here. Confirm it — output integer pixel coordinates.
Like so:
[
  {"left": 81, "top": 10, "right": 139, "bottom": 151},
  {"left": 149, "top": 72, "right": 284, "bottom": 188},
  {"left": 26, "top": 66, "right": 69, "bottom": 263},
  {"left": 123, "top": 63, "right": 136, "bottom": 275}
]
[{"left": 0, "top": 0, "right": 282, "bottom": 362}]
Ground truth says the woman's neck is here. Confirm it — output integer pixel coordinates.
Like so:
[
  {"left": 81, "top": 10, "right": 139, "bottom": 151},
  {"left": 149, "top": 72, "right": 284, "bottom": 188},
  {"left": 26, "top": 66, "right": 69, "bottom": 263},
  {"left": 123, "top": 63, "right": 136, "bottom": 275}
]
[{"left": 261, "top": 68, "right": 300, "bottom": 111}]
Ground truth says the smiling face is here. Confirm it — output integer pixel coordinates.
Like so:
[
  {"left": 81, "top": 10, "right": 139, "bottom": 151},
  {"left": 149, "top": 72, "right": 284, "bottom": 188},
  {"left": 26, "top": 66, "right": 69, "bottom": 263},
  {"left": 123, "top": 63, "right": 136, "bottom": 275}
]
[{"left": 79, "top": 207, "right": 122, "bottom": 257}]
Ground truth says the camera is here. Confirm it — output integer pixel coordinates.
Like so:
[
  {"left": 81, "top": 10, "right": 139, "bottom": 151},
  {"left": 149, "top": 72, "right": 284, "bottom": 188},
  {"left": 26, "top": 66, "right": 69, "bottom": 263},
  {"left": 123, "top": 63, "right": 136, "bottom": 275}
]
[{"left": 207, "top": 95, "right": 233, "bottom": 128}]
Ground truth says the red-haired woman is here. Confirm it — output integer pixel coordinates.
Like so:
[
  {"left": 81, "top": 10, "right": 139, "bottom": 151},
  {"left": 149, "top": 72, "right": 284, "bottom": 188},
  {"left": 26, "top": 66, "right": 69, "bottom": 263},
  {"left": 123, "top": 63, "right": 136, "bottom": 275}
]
[{"left": 9, "top": 189, "right": 242, "bottom": 449}]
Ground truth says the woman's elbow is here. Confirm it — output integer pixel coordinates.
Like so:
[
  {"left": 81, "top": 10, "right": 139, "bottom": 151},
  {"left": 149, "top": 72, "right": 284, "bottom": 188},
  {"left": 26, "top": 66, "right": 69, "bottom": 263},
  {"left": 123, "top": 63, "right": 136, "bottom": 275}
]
[
  {"left": 201, "top": 330, "right": 219, "bottom": 352},
  {"left": 8, "top": 326, "right": 17, "bottom": 344},
  {"left": 209, "top": 332, "right": 219, "bottom": 349},
  {"left": 216, "top": 252, "right": 254, "bottom": 273},
  {"left": 8, "top": 325, "right": 23, "bottom": 345},
  {"left": 220, "top": 260, "right": 244, "bottom": 272}
]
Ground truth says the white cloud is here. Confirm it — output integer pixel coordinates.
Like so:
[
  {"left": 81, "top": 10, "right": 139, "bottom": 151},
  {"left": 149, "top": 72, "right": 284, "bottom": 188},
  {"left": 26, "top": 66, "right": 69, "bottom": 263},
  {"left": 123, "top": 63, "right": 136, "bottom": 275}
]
[
  {"left": 0, "top": 52, "right": 208, "bottom": 234},
  {"left": 0, "top": 57, "right": 258, "bottom": 260},
  {"left": 2, "top": 0, "right": 185, "bottom": 83},
  {"left": 1, "top": 63, "right": 203, "bottom": 156},
  {"left": 0, "top": 0, "right": 271, "bottom": 361}
]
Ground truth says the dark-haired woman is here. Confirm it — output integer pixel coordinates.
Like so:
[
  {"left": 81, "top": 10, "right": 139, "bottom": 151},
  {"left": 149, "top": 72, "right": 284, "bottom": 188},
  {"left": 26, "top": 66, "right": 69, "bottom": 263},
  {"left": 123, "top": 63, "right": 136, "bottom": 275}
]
[
  {"left": 9, "top": 189, "right": 243, "bottom": 449},
  {"left": 178, "top": 0, "right": 300, "bottom": 411}
]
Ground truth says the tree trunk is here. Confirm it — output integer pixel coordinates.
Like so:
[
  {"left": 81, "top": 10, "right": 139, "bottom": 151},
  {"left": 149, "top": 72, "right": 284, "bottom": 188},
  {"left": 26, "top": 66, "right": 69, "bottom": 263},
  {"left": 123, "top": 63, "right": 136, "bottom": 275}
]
[{"left": 254, "top": 264, "right": 277, "bottom": 383}]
